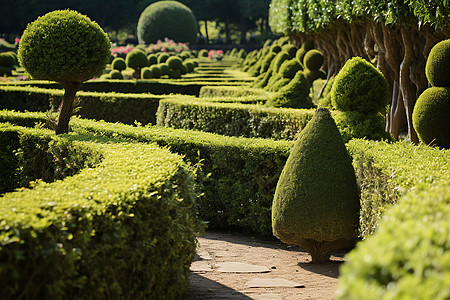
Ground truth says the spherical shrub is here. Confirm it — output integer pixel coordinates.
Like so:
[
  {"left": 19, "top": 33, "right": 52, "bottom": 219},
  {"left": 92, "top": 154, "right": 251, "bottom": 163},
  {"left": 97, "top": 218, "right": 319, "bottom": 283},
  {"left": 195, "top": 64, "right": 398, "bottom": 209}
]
[
  {"left": 141, "top": 67, "right": 153, "bottom": 79},
  {"left": 157, "top": 53, "right": 170, "bottom": 63},
  {"left": 282, "top": 44, "right": 298, "bottom": 59},
  {"left": 158, "top": 63, "right": 170, "bottom": 76},
  {"left": 304, "top": 69, "right": 327, "bottom": 84},
  {"left": 179, "top": 63, "right": 188, "bottom": 75},
  {"left": 147, "top": 54, "right": 158, "bottom": 66},
  {"left": 425, "top": 39, "right": 450, "bottom": 87},
  {"left": 126, "top": 49, "right": 148, "bottom": 70},
  {"left": 109, "top": 69, "right": 123, "bottom": 80},
  {"left": 0, "top": 53, "right": 15, "bottom": 68},
  {"left": 184, "top": 61, "right": 194, "bottom": 73},
  {"left": 111, "top": 57, "right": 126, "bottom": 71},
  {"left": 412, "top": 87, "right": 450, "bottom": 148},
  {"left": 18, "top": 9, "right": 110, "bottom": 83},
  {"left": 277, "top": 36, "right": 290, "bottom": 46},
  {"left": 273, "top": 51, "right": 291, "bottom": 73},
  {"left": 149, "top": 65, "right": 162, "bottom": 78},
  {"left": 137, "top": 1, "right": 198, "bottom": 44},
  {"left": 167, "top": 56, "right": 183, "bottom": 70},
  {"left": 0, "top": 66, "right": 13, "bottom": 76},
  {"left": 279, "top": 58, "right": 302, "bottom": 79},
  {"left": 303, "top": 49, "right": 324, "bottom": 71},
  {"left": 271, "top": 45, "right": 282, "bottom": 53},
  {"left": 331, "top": 57, "right": 388, "bottom": 114},
  {"left": 169, "top": 69, "right": 181, "bottom": 79},
  {"left": 198, "top": 49, "right": 208, "bottom": 57},
  {"left": 296, "top": 40, "right": 315, "bottom": 65}
]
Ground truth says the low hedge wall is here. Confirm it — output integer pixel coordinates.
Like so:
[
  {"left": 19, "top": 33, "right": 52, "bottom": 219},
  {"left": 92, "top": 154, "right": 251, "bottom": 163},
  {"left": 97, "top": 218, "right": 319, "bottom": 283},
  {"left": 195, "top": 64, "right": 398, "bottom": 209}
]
[
  {"left": 0, "top": 124, "right": 199, "bottom": 299},
  {"left": 156, "top": 98, "right": 315, "bottom": 140},
  {"left": 199, "top": 86, "right": 269, "bottom": 98},
  {"left": 337, "top": 183, "right": 450, "bottom": 300},
  {"left": 0, "top": 86, "right": 162, "bottom": 125}
]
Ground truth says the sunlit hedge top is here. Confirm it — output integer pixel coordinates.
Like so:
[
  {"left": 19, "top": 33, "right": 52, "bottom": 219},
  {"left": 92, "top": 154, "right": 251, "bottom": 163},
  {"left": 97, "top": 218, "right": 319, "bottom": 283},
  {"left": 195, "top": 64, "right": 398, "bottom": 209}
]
[
  {"left": 269, "top": 0, "right": 450, "bottom": 34},
  {"left": 18, "top": 10, "right": 111, "bottom": 83}
]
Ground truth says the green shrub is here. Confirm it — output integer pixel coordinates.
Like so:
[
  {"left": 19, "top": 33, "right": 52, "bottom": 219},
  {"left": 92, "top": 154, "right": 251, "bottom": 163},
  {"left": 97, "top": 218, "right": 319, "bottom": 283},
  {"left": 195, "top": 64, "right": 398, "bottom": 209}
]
[
  {"left": 425, "top": 39, "right": 450, "bottom": 87},
  {"left": 126, "top": 49, "right": 148, "bottom": 78},
  {"left": 111, "top": 57, "right": 126, "bottom": 71},
  {"left": 149, "top": 65, "right": 162, "bottom": 78},
  {"left": 273, "top": 51, "right": 291, "bottom": 73},
  {"left": 331, "top": 57, "right": 388, "bottom": 114},
  {"left": 147, "top": 53, "right": 158, "bottom": 66},
  {"left": 295, "top": 40, "right": 315, "bottom": 65},
  {"left": 157, "top": 52, "right": 170, "bottom": 63},
  {"left": 141, "top": 67, "right": 153, "bottom": 79},
  {"left": 333, "top": 111, "right": 391, "bottom": 143},
  {"left": 277, "top": 36, "right": 290, "bottom": 46},
  {"left": 281, "top": 44, "right": 298, "bottom": 59},
  {"left": 303, "top": 49, "right": 324, "bottom": 70},
  {"left": 0, "top": 66, "right": 13, "bottom": 76},
  {"left": 198, "top": 49, "right": 208, "bottom": 58},
  {"left": 336, "top": 184, "right": 450, "bottom": 300},
  {"left": 0, "top": 125, "right": 199, "bottom": 299},
  {"left": 167, "top": 56, "right": 183, "bottom": 70},
  {"left": 156, "top": 97, "right": 315, "bottom": 140},
  {"left": 304, "top": 68, "right": 327, "bottom": 84},
  {"left": 199, "top": 86, "right": 270, "bottom": 98},
  {"left": 109, "top": 69, "right": 123, "bottom": 80},
  {"left": 137, "top": 0, "right": 198, "bottom": 44},
  {"left": 260, "top": 52, "right": 277, "bottom": 73},
  {"left": 158, "top": 63, "right": 170, "bottom": 76},
  {"left": 271, "top": 44, "right": 282, "bottom": 53},
  {"left": 267, "top": 71, "right": 315, "bottom": 109},
  {"left": 279, "top": 58, "right": 303, "bottom": 79},
  {"left": 169, "top": 69, "right": 182, "bottom": 79},
  {"left": 412, "top": 86, "right": 450, "bottom": 148},
  {"left": 272, "top": 108, "right": 360, "bottom": 262},
  {"left": 184, "top": 61, "right": 194, "bottom": 73},
  {"left": 0, "top": 53, "right": 15, "bottom": 68}
]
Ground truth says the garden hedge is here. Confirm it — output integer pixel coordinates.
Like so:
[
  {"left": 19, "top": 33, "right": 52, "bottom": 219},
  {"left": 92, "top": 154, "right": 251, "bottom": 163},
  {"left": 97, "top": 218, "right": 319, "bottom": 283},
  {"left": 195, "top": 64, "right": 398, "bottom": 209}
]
[
  {"left": 0, "top": 124, "right": 199, "bottom": 299},
  {"left": 156, "top": 98, "right": 315, "bottom": 140},
  {"left": 199, "top": 86, "right": 270, "bottom": 98}
]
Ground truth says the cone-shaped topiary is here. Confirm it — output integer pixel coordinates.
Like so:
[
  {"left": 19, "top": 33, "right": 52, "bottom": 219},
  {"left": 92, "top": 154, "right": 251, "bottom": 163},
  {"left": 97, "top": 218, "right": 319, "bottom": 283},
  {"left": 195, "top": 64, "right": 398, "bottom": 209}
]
[
  {"left": 109, "top": 69, "right": 123, "bottom": 80},
  {"left": 303, "top": 49, "right": 324, "bottom": 71},
  {"left": 266, "top": 71, "right": 315, "bottom": 108},
  {"left": 331, "top": 57, "right": 388, "bottom": 114},
  {"left": 412, "top": 87, "right": 450, "bottom": 148},
  {"left": 111, "top": 57, "right": 127, "bottom": 71},
  {"left": 126, "top": 49, "right": 148, "bottom": 79},
  {"left": 425, "top": 39, "right": 450, "bottom": 87},
  {"left": 137, "top": 0, "right": 198, "bottom": 44},
  {"left": 279, "top": 58, "right": 303, "bottom": 79},
  {"left": 272, "top": 108, "right": 360, "bottom": 263},
  {"left": 18, "top": 9, "right": 110, "bottom": 135}
]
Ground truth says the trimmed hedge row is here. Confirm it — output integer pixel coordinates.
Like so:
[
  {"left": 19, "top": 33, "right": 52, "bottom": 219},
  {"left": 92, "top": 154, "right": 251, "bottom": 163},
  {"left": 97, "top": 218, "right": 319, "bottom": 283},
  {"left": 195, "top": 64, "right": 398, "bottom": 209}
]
[
  {"left": 0, "top": 86, "right": 163, "bottom": 125},
  {"left": 0, "top": 124, "right": 199, "bottom": 299},
  {"left": 337, "top": 183, "right": 450, "bottom": 300},
  {"left": 156, "top": 98, "right": 315, "bottom": 140},
  {"left": 199, "top": 86, "right": 269, "bottom": 98},
  {"left": 347, "top": 139, "right": 450, "bottom": 238}
]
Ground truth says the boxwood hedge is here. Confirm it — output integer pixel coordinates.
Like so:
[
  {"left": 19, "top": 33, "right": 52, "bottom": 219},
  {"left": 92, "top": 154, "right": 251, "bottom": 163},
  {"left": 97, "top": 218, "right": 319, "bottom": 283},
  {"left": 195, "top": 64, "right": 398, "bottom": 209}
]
[{"left": 0, "top": 124, "right": 199, "bottom": 299}]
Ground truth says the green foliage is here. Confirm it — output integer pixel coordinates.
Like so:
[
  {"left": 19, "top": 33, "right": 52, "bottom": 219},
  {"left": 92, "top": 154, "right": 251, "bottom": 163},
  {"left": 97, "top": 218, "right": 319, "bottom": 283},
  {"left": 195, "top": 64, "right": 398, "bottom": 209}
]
[
  {"left": 303, "top": 49, "right": 324, "bottom": 70},
  {"left": 137, "top": 1, "right": 198, "bottom": 44},
  {"left": 141, "top": 67, "right": 153, "bottom": 79},
  {"left": 18, "top": 10, "right": 110, "bottom": 83},
  {"left": 304, "top": 68, "right": 327, "bottom": 84},
  {"left": 199, "top": 86, "right": 270, "bottom": 98},
  {"left": 273, "top": 51, "right": 291, "bottom": 73},
  {"left": 271, "top": 44, "right": 282, "bottom": 53},
  {"left": 0, "top": 53, "right": 15, "bottom": 68},
  {"left": 267, "top": 71, "right": 315, "bottom": 108},
  {"left": 281, "top": 44, "right": 298, "bottom": 58},
  {"left": 111, "top": 57, "right": 126, "bottom": 71},
  {"left": 261, "top": 52, "right": 277, "bottom": 73},
  {"left": 337, "top": 183, "right": 450, "bottom": 300},
  {"left": 156, "top": 97, "right": 315, "bottom": 140},
  {"left": 157, "top": 52, "right": 170, "bottom": 63},
  {"left": 147, "top": 53, "right": 158, "bottom": 66},
  {"left": 158, "top": 63, "right": 171, "bottom": 76},
  {"left": 149, "top": 65, "right": 162, "bottom": 78},
  {"left": 109, "top": 70, "right": 123, "bottom": 80},
  {"left": 125, "top": 49, "right": 148, "bottom": 71},
  {"left": 331, "top": 57, "right": 388, "bottom": 114},
  {"left": 425, "top": 39, "right": 450, "bottom": 87},
  {"left": 198, "top": 49, "right": 208, "bottom": 58},
  {"left": 169, "top": 69, "right": 182, "bottom": 79},
  {"left": 412, "top": 87, "right": 450, "bottom": 148},
  {"left": 272, "top": 108, "right": 360, "bottom": 262},
  {"left": 279, "top": 58, "right": 303, "bottom": 79},
  {"left": 167, "top": 56, "right": 183, "bottom": 70},
  {"left": 0, "top": 125, "right": 199, "bottom": 299}
]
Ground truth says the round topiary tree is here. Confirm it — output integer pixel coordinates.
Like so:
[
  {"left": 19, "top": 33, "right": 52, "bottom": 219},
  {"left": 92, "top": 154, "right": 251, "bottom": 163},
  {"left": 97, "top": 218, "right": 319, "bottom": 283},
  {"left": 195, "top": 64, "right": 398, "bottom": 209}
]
[
  {"left": 137, "top": 0, "right": 198, "bottom": 44},
  {"left": 281, "top": 44, "right": 298, "bottom": 59},
  {"left": 272, "top": 108, "right": 360, "bottom": 263},
  {"left": 266, "top": 71, "right": 314, "bottom": 109},
  {"left": 331, "top": 57, "right": 388, "bottom": 114},
  {"left": 126, "top": 49, "right": 148, "bottom": 79},
  {"left": 412, "top": 87, "right": 450, "bottom": 148},
  {"left": 303, "top": 49, "right": 324, "bottom": 71},
  {"left": 167, "top": 56, "right": 183, "bottom": 70},
  {"left": 111, "top": 57, "right": 127, "bottom": 71},
  {"left": 147, "top": 54, "right": 158, "bottom": 66},
  {"left": 158, "top": 63, "right": 170, "bottom": 76},
  {"left": 141, "top": 67, "right": 153, "bottom": 79},
  {"left": 109, "top": 69, "right": 123, "bottom": 80},
  {"left": 18, "top": 9, "right": 110, "bottom": 134},
  {"left": 425, "top": 39, "right": 450, "bottom": 87},
  {"left": 279, "top": 58, "right": 303, "bottom": 79},
  {"left": 149, "top": 65, "right": 162, "bottom": 78}
]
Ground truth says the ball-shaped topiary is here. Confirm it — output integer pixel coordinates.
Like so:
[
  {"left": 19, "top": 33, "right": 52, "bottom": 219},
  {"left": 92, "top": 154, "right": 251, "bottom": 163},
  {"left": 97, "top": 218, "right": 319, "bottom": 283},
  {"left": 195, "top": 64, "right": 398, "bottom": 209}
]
[
  {"left": 147, "top": 54, "right": 158, "bottom": 66},
  {"left": 303, "top": 49, "right": 324, "bottom": 71},
  {"left": 183, "top": 61, "right": 194, "bottom": 73},
  {"left": 111, "top": 57, "right": 127, "bottom": 71},
  {"left": 272, "top": 108, "right": 360, "bottom": 263},
  {"left": 158, "top": 63, "right": 170, "bottom": 76},
  {"left": 198, "top": 49, "right": 208, "bottom": 58},
  {"left": 304, "top": 68, "right": 327, "bottom": 85},
  {"left": 0, "top": 53, "right": 15, "bottom": 68},
  {"left": 425, "top": 39, "right": 450, "bottom": 87},
  {"left": 17, "top": 9, "right": 110, "bottom": 135},
  {"left": 331, "top": 57, "right": 388, "bottom": 114},
  {"left": 137, "top": 1, "right": 198, "bottom": 44},
  {"left": 141, "top": 67, "right": 153, "bottom": 79},
  {"left": 149, "top": 65, "right": 162, "bottom": 78},
  {"left": 282, "top": 44, "right": 298, "bottom": 59},
  {"left": 169, "top": 69, "right": 181, "bottom": 79},
  {"left": 412, "top": 87, "right": 450, "bottom": 148},
  {"left": 158, "top": 53, "right": 170, "bottom": 63},
  {"left": 126, "top": 49, "right": 148, "bottom": 78},
  {"left": 271, "top": 45, "right": 282, "bottom": 53},
  {"left": 279, "top": 58, "right": 303, "bottom": 79},
  {"left": 167, "top": 56, "right": 183, "bottom": 70},
  {"left": 109, "top": 69, "right": 123, "bottom": 80}
]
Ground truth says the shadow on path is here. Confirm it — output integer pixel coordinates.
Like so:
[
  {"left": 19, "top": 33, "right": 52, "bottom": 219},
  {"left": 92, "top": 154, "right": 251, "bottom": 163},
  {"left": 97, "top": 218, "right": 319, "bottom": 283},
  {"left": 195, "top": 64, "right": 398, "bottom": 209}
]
[{"left": 184, "top": 273, "right": 253, "bottom": 300}]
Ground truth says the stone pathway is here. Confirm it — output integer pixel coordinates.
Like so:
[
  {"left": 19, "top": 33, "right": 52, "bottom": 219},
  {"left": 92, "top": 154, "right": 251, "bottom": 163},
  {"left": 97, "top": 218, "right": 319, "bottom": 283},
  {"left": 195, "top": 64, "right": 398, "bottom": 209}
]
[{"left": 184, "top": 231, "right": 344, "bottom": 300}]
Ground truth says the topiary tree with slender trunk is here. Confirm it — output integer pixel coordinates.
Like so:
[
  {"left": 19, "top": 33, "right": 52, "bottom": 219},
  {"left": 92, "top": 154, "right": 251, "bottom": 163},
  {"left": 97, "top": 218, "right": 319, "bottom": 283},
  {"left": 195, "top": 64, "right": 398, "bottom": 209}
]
[{"left": 18, "top": 10, "right": 111, "bottom": 135}]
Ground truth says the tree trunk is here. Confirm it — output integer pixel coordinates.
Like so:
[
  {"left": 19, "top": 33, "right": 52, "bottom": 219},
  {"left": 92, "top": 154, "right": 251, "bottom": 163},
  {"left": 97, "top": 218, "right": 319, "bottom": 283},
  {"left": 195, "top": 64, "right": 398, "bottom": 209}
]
[
  {"left": 204, "top": 19, "right": 210, "bottom": 44},
  {"left": 55, "top": 82, "right": 80, "bottom": 135}
]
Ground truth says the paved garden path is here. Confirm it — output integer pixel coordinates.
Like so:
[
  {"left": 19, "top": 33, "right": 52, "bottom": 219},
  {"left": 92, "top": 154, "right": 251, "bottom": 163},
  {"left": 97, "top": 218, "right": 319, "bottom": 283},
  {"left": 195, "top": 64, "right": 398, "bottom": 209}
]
[{"left": 184, "top": 231, "right": 344, "bottom": 300}]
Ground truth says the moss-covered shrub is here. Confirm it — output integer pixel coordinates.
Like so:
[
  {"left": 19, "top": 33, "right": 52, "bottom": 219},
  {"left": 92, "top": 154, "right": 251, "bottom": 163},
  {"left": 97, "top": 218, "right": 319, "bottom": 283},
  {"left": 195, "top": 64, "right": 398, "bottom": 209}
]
[
  {"left": 271, "top": 44, "right": 282, "bottom": 53},
  {"left": 304, "top": 68, "right": 327, "bottom": 84},
  {"left": 281, "top": 44, "right": 298, "bottom": 59},
  {"left": 425, "top": 39, "right": 450, "bottom": 87},
  {"left": 266, "top": 71, "right": 315, "bottom": 109},
  {"left": 272, "top": 108, "right": 360, "bottom": 263},
  {"left": 331, "top": 57, "right": 388, "bottom": 114},
  {"left": 141, "top": 67, "right": 153, "bottom": 79},
  {"left": 412, "top": 86, "right": 450, "bottom": 148},
  {"left": 137, "top": 0, "right": 198, "bottom": 44},
  {"left": 111, "top": 57, "right": 126, "bottom": 71},
  {"left": 273, "top": 51, "right": 291, "bottom": 73},
  {"left": 169, "top": 69, "right": 182, "bottom": 79},
  {"left": 295, "top": 40, "right": 315, "bottom": 65},
  {"left": 126, "top": 49, "right": 148, "bottom": 78},
  {"left": 261, "top": 52, "right": 277, "bottom": 73},
  {"left": 303, "top": 49, "right": 324, "bottom": 71},
  {"left": 279, "top": 58, "right": 303, "bottom": 79},
  {"left": 147, "top": 53, "right": 158, "bottom": 66},
  {"left": 336, "top": 184, "right": 450, "bottom": 300},
  {"left": 109, "top": 69, "right": 123, "bottom": 80},
  {"left": 198, "top": 49, "right": 208, "bottom": 58}
]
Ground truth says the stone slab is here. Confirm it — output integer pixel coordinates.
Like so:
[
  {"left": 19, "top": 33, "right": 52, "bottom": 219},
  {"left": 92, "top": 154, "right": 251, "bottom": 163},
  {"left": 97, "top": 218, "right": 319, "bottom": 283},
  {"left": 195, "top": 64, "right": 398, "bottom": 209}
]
[
  {"left": 246, "top": 278, "right": 305, "bottom": 288},
  {"left": 216, "top": 262, "right": 270, "bottom": 273},
  {"left": 190, "top": 261, "right": 214, "bottom": 272}
]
